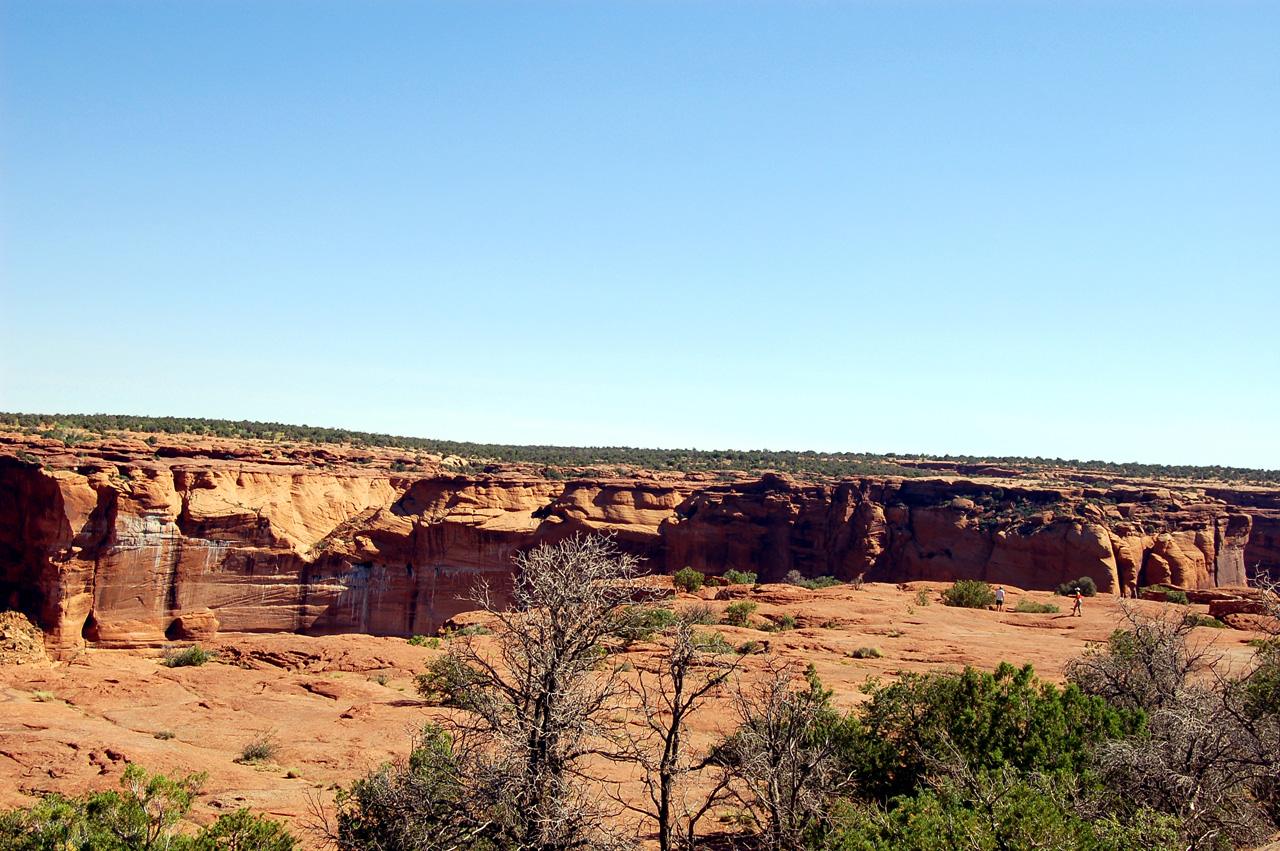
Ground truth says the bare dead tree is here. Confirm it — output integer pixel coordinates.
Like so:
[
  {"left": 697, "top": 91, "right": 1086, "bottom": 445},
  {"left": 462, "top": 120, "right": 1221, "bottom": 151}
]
[
  {"left": 605, "top": 620, "right": 740, "bottom": 851},
  {"left": 1220, "top": 573, "right": 1280, "bottom": 827},
  {"left": 1063, "top": 602, "right": 1215, "bottom": 714},
  {"left": 1251, "top": 573, "right": 1280, "bottom": 637},
  {"left": 717, "top": 658, "right": 851, "bottom": 851},
  {"left": 1096, "top": 686, "right": 1277, "bottom": 850},
  {"left": 302, "top": 788, "right": 336, "bottom": 849},
  {"left": 417, "top": 534, "right": 652, "bottom": 851},
  {"left": 1067, "top": 602, "right": 1280, "bottom": 850}
]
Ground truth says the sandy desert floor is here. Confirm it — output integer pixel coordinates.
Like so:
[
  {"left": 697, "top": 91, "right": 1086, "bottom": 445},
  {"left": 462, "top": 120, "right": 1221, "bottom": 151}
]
[{"left": 0, "top": 581, "right": 1266, "bottom": 845}]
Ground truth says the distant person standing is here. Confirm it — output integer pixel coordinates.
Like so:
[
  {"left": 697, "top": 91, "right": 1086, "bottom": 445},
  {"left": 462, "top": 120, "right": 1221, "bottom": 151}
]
[
  {"left": 1072, "top": 589, "right": 1083, "bottom": 616},
  {"left": 995, "top": 586, "right": 1005, "bottom": 611}
]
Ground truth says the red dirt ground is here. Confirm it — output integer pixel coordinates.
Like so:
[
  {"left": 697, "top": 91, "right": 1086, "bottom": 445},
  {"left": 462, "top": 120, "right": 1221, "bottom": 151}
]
[{"left": 0, "top": 582, "right": 1266, "bottom": 845}]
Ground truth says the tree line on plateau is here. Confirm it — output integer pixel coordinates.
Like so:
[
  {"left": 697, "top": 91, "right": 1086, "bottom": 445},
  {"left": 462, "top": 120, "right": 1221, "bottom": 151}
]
[{"left": 4, "top": 412, "right": 1278, "bottom": 484}]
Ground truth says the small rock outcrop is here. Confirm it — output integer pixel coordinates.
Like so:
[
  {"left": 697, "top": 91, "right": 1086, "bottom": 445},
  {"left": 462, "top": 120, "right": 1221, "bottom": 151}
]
[{"left": 0, "top": 610, "right": 46, "bottom": 665}]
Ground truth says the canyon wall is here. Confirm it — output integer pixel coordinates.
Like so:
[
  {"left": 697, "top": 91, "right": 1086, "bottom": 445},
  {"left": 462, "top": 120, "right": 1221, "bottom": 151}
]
[{"left": 2, "top": 446, "right": 1270, "bottom": 660}]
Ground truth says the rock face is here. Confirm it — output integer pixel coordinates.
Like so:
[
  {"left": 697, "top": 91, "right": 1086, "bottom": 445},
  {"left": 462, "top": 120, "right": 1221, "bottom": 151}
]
[
  {"left": 1205, "top": 486, "right": 1280, "bottom": 586},
  {"left": 0, "top": 435, "right": 1274, "bottom": 659}
]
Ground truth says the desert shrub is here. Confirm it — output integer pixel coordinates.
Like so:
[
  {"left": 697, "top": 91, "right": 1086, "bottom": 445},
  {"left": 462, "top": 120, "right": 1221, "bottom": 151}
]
[
  {"left": 0, "top": 794, "right": 90, "bottom": 850},
  {"left": 1014, "top": 599, "right": 1061, "bottom": 614},
  {"left": 415, "top": 654, "right": 488, "bottom": 709},
  {"left": 238, "top": 730, "right": 279, "bottom": 764},
  {"left": 193, "top": 808, "right": 296, "bottom": 851},
  {"left": 367, "top": 672, "right": 390, "bottom": 686},
  {"left": 439, "top": 624, "right": 494, "bottom": 639},
  {"left": 703, "top": 575, "right": 723, "bottom": 587},
  {"left": 646, "top": 606, "right": 679, "bottom": 630},
  {"left": 913, "top": 589, "right": 931, "bottom": 607},
  {"left": 825, "top": 777, "right": 1180, "bottom": 851},
  {"left": 615, "top": 605, "right": 678, "bottom": 642},
  {"left": 672, "top": 566, "right": 705, "bottom": 593},
  {"left": 776, "top": 614, "right": 798, "bottom": 631},
  {"left": 1056, "top": 576, "right": 1098, "bottom": 597},
  {"left": 693, "top": 630, "right": 734, "bottom": 653},
  {"left": 718, "top": 808, "right": 756, "bottom": 828},
  {"left": 336, "top": 723, "right": 559, "bottom": 851},
  {"left": 798, "top": 575, "right": 842, "bottom": 590},
  {"left": 723, "top": 570, "right": 757, "bottom": 586},
  {"left": 723, "top": 601, "right": 758, "bottom": 627},
  {"left": 1183, "top": 612, "right": 1227, "bottom": 629},
  {"left": 737, "top": 640, "right": 761, "bottom": 655},
  {"left": 680, "top": 603, "right": 717, "bottom": 625},
  {"left": 163, "top": 644, "right": 213, "bottom": 667},
  {"left": 941, "top": 580, "right": 997, "bottom": 609},
  {"left": 845, "top": 661, "right": 1140, "bottom": 802},
  {"left": 407, "top": 635, "right": 439, "bottom": 648},
  {"left": 30, "top": 690, "right": 56, "bottom": 702},
  {"left": 848, "top": 646, "right": 883, "bottom": 659},
  {"left": 779, "top": 571, "right": 846, "bottom": 590},
  {"left": 154, "top": 730, "right": 175, "bottom": 740},
  {"left": 1138, "top": 585, "right": 1189, "bottom": 604},
  {"left": 1243, "top": 639, "right": 1280, "bottom": 718},
  {"left": 0, "top": 763, "right": 230, "bottom": 851}
]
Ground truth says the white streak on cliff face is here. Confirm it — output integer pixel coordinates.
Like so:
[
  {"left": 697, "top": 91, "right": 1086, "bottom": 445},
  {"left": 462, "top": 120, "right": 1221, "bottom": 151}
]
[
  {"left": 111, "top": 511, "right": 180, "bottom": 550},
  {"left": 202, "top": 540, "right": 231, "bottom": 573},
  {"left": 102, "top": 512, "right": 184, "bottom": 623},
  {"left": 10, "top": 457, "right": 1262, "bottom": 660}
]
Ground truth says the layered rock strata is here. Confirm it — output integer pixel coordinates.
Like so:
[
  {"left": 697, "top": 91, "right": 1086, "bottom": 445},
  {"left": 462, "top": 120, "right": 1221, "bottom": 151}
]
[{"left": 3, "top": 429, "right": 1272, "bottom": 660}]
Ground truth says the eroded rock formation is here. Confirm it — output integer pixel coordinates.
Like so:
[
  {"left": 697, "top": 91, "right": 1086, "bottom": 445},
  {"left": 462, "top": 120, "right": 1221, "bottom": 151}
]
[{"left": 1, "top": 432, "right": 1274, "bottom": 659}]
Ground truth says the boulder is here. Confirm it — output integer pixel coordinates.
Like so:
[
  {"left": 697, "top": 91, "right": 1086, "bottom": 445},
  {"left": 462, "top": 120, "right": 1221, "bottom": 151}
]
[
  {"left": 1209, "top": 598, "right": 1272, "bottom": 618},
  {"left": 1220, "top": 613, "right": 1280, "bottom": 632},
  {"left": 166, "top": 610, "right": 219, "bottom": 642}
]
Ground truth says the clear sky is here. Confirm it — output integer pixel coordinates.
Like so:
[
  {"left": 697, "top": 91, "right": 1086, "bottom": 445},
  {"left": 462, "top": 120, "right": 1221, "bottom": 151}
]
[{"left": 1, "top": 2, "right": 1277, "bottom": 467}]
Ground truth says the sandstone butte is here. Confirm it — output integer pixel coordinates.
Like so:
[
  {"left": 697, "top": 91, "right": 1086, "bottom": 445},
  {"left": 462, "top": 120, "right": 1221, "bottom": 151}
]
[{"left": 2, "top": 428, "right": 1278, "bottom": 660}]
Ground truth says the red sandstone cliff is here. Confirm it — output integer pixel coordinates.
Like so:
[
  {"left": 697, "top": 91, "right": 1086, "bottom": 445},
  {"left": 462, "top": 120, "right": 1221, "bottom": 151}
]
[{"left": 0, "top": 431, "right": 1270, "bottom": 659}]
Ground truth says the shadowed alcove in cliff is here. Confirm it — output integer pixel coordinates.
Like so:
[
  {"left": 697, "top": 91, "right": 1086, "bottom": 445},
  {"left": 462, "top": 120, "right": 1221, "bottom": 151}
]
[{"left": 81, "top": 610, "right": 99, "bottom": 642}]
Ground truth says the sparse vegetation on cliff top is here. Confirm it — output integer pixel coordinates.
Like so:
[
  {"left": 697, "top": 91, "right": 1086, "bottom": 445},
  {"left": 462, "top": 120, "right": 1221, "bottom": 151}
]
[{"left": 5, "top": 411, "right": 1279, "bottom": 483}]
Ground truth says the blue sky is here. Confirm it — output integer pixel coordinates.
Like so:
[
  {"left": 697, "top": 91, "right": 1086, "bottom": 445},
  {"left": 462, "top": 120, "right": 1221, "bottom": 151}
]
[{"left": 2, "top": 2, "right": 1277, "bottom": 467}]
